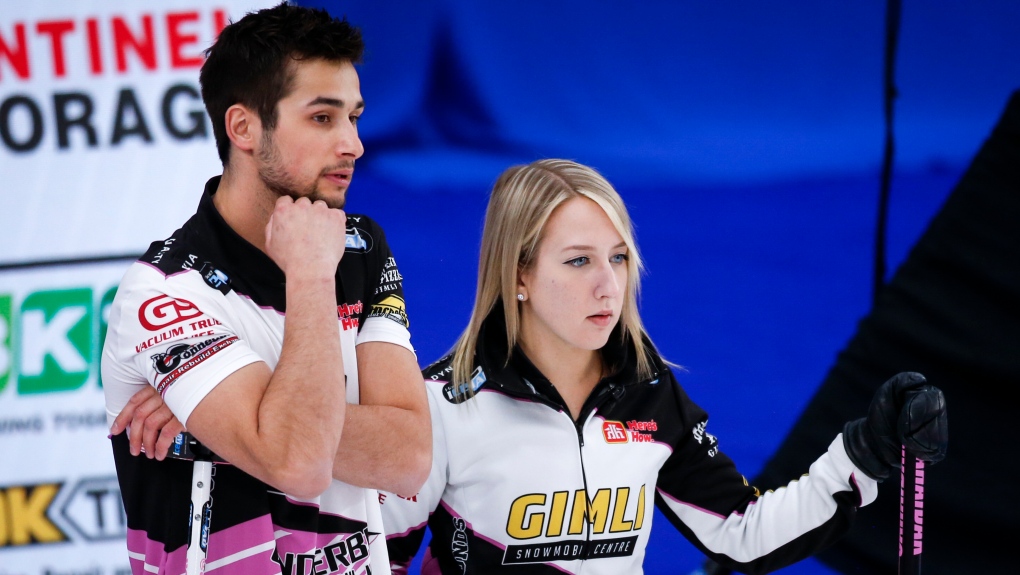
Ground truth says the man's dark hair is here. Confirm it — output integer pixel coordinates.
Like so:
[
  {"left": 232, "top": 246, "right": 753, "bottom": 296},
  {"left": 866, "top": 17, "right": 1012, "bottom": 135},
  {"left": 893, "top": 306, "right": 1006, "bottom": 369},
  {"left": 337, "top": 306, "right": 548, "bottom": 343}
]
[{"left": 200, "top": 2, "right": 364, "bottom": 165}]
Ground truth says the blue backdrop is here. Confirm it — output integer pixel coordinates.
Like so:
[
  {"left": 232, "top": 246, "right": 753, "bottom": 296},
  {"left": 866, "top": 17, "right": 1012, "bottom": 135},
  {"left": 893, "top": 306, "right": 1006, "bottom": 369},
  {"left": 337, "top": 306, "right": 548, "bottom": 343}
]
[{"left": 295, "top": 1, "right": 1020, "bottom": 573}]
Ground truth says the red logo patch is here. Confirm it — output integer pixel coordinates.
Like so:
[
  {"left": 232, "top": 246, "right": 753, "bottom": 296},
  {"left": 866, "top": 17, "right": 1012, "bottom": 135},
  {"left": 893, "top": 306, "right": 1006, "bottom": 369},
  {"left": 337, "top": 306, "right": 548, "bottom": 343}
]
[
  {"left": 138, "top": 295, "right": 202, "bottom": 331},
  {"left": 626, "top": 420, "right": 658, "bottom": 432},
  {"left": 337, "top": 301, "right": 363, "bottom": 331},
  {"left": 602, "top": 421, "right": 629, "bottom": 444}
]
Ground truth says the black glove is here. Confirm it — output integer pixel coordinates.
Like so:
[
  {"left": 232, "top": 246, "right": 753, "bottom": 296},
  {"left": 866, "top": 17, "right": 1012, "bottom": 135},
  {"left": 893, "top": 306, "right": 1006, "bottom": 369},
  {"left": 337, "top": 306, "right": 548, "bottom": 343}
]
[{"left": 843, "top": 372, "right": 948, "bottom": 481}]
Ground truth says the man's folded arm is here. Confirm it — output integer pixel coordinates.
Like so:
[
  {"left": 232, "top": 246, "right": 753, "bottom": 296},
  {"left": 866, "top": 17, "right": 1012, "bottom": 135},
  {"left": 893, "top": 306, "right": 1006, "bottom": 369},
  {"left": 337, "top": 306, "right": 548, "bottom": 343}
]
[
  {"left": 331, "top": 340, "right": 431, "bottom": 496},
  {"left": 186, "top": 275, "right": 346, "bottom": 499}
]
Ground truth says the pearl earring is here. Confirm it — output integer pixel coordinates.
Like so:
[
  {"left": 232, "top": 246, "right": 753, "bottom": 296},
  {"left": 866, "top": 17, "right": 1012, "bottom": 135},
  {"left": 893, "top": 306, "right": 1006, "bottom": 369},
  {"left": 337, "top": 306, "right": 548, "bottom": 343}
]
[{"left": 517, "top": 293, "right": 525, "bottom": 301}]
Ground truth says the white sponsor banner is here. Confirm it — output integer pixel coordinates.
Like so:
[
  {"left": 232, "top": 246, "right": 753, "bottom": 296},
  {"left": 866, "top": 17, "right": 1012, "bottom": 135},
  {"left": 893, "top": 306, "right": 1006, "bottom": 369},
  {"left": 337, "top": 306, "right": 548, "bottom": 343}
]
[
  {"left": 0, "top": 0, "right": 275, "bottom": 264},
  {"left": 0, "top": 0, "right": 275, "bottom": 571},
  {"left": 0, "top": 260, "right": 131, "bottom": 570}
]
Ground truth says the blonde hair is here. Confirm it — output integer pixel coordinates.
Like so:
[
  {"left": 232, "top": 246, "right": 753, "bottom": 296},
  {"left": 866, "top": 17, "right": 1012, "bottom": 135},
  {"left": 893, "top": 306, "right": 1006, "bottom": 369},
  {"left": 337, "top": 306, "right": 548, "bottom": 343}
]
[{"left": 451, "top": 159, "right": 654, "bottom": 386}]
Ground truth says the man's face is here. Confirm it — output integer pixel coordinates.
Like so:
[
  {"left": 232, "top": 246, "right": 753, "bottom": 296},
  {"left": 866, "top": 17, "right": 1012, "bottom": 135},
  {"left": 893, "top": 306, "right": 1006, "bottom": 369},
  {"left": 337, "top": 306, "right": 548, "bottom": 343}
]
[{"left": 257, "top": 58, "right": 365, "bottom": 209}]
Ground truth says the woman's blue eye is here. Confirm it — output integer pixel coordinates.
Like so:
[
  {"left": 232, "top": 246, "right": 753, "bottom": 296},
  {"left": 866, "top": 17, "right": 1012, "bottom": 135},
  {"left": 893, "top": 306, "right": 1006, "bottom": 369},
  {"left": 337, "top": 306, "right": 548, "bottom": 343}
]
[
  {"left": 567, "top": 256, "right": 589, "bottom": 267},
  {"left": 611, "top": 253, "right": 629, "bottom": 264}
]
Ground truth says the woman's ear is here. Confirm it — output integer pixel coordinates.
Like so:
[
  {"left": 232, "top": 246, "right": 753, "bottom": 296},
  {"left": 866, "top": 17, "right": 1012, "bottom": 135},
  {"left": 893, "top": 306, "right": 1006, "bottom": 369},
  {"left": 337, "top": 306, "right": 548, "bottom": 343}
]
[
  {"left": 516, "top": 267, "right": 529, "bottom": 302},
  {"left": 224, "top": 104, "right": 259, "bottom": 153}
]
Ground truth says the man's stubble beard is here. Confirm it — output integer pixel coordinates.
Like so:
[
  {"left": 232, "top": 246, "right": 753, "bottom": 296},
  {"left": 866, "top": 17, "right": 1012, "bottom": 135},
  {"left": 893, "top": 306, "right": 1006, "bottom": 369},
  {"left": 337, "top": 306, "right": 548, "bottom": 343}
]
[{"left": 257, "top": 129, "right": 347, "bottom": 210}]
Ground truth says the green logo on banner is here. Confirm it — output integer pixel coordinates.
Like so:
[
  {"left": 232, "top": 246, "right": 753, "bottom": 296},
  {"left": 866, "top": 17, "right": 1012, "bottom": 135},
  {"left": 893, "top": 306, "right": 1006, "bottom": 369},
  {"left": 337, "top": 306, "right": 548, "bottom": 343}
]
[
  {"left": 17, "top": 289, "right": 93, "bottom": 394},
  {"left": 97, "top": 286, "right": 118, "bottom": 389},
  {"left": 0, "top": 295, "right": 11, "bottom": 393}
]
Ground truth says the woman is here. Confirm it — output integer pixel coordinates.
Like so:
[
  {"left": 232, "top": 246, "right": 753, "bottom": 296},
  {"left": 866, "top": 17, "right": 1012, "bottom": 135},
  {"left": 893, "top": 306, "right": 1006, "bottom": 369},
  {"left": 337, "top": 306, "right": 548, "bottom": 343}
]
[
  {"left": 115, "top": 159, "right": 947, "bottom": 575},
  {"left": 377, "top": 159, "right": 946, "bottom": 575}
]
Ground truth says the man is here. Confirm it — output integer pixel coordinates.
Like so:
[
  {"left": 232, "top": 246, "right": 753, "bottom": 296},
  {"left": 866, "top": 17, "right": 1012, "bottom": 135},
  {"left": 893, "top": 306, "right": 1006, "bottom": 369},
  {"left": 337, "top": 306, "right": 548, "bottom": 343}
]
[{"left": 101, "top": 4, "right": 430, "bottom": 574}]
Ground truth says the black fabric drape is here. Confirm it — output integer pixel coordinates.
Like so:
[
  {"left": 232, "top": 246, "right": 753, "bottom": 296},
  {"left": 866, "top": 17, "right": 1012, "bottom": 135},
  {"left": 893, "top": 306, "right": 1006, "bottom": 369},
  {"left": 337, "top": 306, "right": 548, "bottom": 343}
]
[{"left": 698, "top": 89, "right": 1020, "bottom": 575}]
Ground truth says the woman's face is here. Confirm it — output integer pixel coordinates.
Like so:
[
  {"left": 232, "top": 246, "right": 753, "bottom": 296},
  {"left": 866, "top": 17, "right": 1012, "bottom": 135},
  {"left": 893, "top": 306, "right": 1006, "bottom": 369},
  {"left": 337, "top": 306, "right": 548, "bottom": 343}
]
[{"left": 518, "top": 196, "right": 629, "bottom": 357}]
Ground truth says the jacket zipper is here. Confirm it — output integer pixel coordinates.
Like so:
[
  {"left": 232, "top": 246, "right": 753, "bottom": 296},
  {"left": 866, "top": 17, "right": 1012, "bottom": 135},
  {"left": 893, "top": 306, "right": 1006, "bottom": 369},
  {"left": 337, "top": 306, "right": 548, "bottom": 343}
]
[
  {"left": 574, "top": 411, "right": 591, "bottom": 574},
  {"left": 571, "top": 381, "right": 620, "bottom": 573}
]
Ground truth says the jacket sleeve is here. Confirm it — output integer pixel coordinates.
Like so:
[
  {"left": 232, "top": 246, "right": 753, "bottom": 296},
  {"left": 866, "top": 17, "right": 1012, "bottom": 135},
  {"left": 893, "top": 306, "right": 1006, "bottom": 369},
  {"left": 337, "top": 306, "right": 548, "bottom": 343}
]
[
  {"left": 654, "top": 374, "right": 878, "bottom": 575},
  {"left": 353, "top": 216, "right": 414, "bottom": 353},
  {"left": 380, "top": 387, "right": 449, "bottom": 573}
]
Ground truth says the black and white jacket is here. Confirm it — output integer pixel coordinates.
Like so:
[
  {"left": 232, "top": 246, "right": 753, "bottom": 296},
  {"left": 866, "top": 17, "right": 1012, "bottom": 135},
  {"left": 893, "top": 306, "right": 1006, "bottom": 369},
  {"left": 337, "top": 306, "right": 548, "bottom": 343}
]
[
  {"left": 102, "top": 177, "right": 412, "bottom": 574},
  {"left": 381, "top": 306, "right": 876, "bottom": 574}
]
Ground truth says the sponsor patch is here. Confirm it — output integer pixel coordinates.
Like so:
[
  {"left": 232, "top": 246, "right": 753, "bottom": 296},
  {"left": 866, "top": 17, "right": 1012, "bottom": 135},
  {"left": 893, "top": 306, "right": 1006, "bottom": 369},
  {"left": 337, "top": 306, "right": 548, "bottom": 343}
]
[
  {"left": 138, "top": 295, "right": 202, "bottom": 331},
  {"left": 270, "top": 526, "right": 376, "bottom": 573},
  {"left": 345, "top": 226, "right": 374, "bottom": 253},
  {"left": 503, "top": 485, "right": 645, "bottom": 563},
  {"left": 626, "top": 419, "right": 657, "bottom": 431},
  {"left": 378, "top": 266, "right": 403, "bottom": 285},
  {"left": 199, "top": 262, "right": 231, "bottom": 295},
  {"left": 337, "top": 300, "right": 363, "bottom": 331},
  {"left": 134, "top": 325, "right": 185, "bottom": 353},
  {"left": 442, "top": 366, "right": 486, "bottom": 403},
  {"left": 507, "top": 487, "right": 648, "bottom": 546},
  {"left": 152, "top": 343, "right": 191, "bottom": 374},
  {"left": 150, "top": 335, "right": 228, "bottom": 375},
  {"left": 368, "top": 295, "right": 408, "bottom": 328},
  {"left": 153, "top": 335, "right": 237, "bottom": 396},
  {"left": 602, "top": 421, "right": 628, "bottom": 444},
  {"left": 427, "top": 361, "right": 454, "bottom": 381},
  {"left": 451, "top": 517, "right": 469, "bottom": 572},
  {"left": 374, "top": 256, "right": 405, "bottom": 296},
  {"left": 691, "top": 420, "right": 719, "bottom": 457},
  {"left": 503, "top": 536, "right": 638, "bottom": 564},
  {"left": 626, "top": 420, "right": 657, "bottom": 443},
  {"left": 149, "top": 238, "right": 175, "bottom": 265},
  {"left": 133, "top": 318, "right": 222, "bottom": 353}
]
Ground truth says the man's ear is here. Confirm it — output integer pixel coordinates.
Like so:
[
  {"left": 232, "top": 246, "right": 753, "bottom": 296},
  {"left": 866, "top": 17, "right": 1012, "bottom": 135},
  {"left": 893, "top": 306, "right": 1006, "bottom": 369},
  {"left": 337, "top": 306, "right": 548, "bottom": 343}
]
[{"left": 225, "top": 104, "right": 259, "bottom": 153}]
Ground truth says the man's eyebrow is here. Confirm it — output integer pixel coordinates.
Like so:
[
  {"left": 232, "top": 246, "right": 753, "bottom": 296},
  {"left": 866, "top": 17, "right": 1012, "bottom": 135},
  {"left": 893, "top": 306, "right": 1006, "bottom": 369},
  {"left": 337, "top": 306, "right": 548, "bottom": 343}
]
[{"left": 306, "top": 97, "right": 365, "bottom": 110}]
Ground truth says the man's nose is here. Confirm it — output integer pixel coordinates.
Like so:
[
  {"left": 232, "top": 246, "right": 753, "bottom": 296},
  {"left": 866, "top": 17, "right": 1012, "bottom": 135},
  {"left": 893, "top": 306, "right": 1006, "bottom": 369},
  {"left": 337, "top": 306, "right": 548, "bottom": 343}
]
[{"left": 337, "top": 121, "right": 364, "bottom": 160}]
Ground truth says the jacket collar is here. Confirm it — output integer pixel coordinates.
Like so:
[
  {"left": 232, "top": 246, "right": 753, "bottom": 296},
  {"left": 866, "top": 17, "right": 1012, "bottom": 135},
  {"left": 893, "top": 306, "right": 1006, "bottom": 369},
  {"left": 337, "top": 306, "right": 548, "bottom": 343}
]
[
  {"left": 471, "top": 300, "right": 659, "bottom": 404},
  {"left": 191, "top": 175, "right": 287, "bottom": 294}
]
